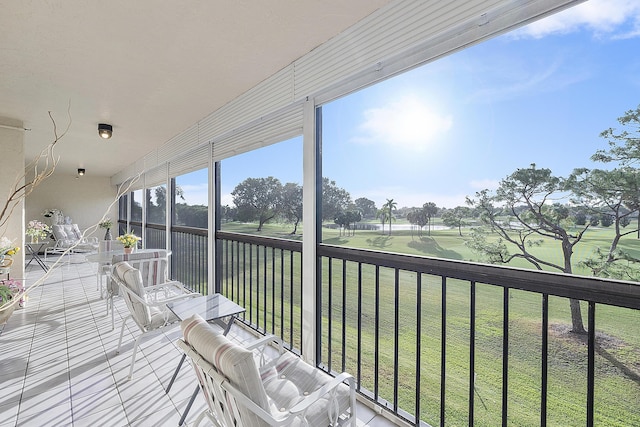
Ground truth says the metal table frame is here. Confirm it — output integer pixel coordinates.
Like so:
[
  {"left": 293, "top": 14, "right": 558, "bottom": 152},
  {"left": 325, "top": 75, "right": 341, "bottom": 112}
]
[{"left": 26, "top": 242, "right": 49, "bottom": 271}]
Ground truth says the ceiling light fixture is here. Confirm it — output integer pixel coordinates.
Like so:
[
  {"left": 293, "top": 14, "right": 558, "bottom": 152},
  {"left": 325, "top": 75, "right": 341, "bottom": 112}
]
[
  {"left": 77, "top": 168, "right": 85, "bottom": 176},
  {"left": 98, "top": 123, "right": 112, "bottom": 139}
]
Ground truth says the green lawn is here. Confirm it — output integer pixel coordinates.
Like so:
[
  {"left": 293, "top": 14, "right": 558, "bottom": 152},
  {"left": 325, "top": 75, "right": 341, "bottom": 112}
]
[{"left": 220, "top": 221, "right": 640, "bottom": 426}]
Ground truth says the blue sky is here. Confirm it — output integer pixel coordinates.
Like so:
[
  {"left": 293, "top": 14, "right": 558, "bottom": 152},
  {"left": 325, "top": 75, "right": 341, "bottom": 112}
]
[{"left": 185, "top": 0, "right": 640, "bottom": 210}]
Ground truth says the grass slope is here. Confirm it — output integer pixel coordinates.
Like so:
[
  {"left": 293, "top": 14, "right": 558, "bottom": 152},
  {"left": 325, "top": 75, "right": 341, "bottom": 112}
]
[{"left": 220, "top": 222, "right": 640, "bottom": 426}]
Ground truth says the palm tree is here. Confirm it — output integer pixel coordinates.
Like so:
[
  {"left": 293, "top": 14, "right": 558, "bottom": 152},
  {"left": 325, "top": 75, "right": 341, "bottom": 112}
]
[
  {"left": 383, "top": 198, "right": 397, "bottom": 235},
  {"left": 376, "top": 209, "right": 388, "bottom": 234}
]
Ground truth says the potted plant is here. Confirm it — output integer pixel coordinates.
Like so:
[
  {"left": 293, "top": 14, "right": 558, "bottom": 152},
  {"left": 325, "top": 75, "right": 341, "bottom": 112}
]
[
  {"left": 117, "top": 233, "right": 141, "bottom": 254},
  {"left": 0, "top": 237, "right": 19, "bottom": 268},
  {"left": 26, "top": 219, "right": 50, "bottom": 244},
  {"left": 0, "top": 279, "right": 23, "bottom": 324},
  {"left": 99, "top": 218, "right": 114, "bottom": 240}
]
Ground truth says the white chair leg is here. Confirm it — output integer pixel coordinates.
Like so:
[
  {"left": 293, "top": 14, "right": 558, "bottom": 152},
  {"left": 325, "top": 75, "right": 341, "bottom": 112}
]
[
  {"left": 111, "top": 295, "right": 115, "bottom": 330},
  {"left": 116, "top": 315, "right": 130, "bottom": 354},
  {"left": 128, "top": 334, "right": 143, "bottom": 380}
]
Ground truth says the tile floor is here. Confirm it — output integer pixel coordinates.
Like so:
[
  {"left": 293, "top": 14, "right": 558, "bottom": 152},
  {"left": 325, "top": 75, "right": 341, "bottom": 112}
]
[{"left": 0, "top": 257, "right": 399, "bottom": 427}]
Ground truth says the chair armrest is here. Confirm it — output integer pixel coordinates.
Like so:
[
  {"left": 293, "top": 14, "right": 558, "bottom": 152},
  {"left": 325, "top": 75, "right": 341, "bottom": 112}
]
[
  {"left": 114, "top": 278, "right": 198, "bottom": 306},
  {"left": 245, "top": 335, "right": 288, "bottom": 369},
  {"left": 145, "top": 281, "right": 198, "bottom": 303}
]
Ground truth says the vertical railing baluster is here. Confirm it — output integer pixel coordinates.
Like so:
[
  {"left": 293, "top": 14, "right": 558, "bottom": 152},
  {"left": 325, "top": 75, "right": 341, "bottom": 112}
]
[
  {"left": 374, "top": 265, "right": 380, "bottom": 400},
  {"left": 264, "top": 245, "right": 268, "bottom": 333},
  {"left": 342, "top": 259, "right": 347, "bottom": 373},
  {"left": 541, "top": 294, "right": 549, "bottom": 427},
  {"left": 441, "top": 276, "right": 447, "bottom": 427},
  {"left": 271, "top": 246, "right": 275, "bottom": 335},
  {"left": 299, "top": 251, "right": 303, "bottom": 351},
  {"left": 223, "top": 239, "right": 228, "bottom": 296},
  {"left": 279, "top": 248, "right": 284, "bottom": 340},
  {"left": 289, "top": 250, "right": 294, "bottom": 348},
  {"left": 249, "top": 244, "right": 253, "bottom": 323},
  {"left": 587, "top": 302, "right": 596, "bottom": 427},
  {"left": 357, "top": 262, "right": 362, "bottom": 390},
  {"left": 469, "top": 281, "right": 476, "bottom": 425},
  {"left": 393, "top": 268, "right": 399, "bottom": 413},
  {"left": 242, "top": 242, "right": 247, "bottom": 322},
  {"left": 327, "top": 257, "right": 333, "bottom": 372},
  {"left": 415, "top": 272, "right": 422, "bottom": 424},
  {"left": 252, "top": 245, "right": 260, "bottom": 330},
  {"left": 502, "top": 287, "right": 509, "bottom": 427}
]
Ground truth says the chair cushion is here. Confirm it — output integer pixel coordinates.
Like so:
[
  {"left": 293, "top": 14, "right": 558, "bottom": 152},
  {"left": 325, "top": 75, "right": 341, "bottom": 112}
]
[
  {"left": 109, "top": 250, "right": 169, "bottom": 297},
  {"left": 182, "top": 314, "right": 271, "bottom": 426},
  {"left": 52, "top": 224, "right": 68, "bottom": 240},
  {"left": 114, "top": 261, "right": 151, "bottom": 328},
  {"left": 70, "top": 224, "right": 83, "bottom": 240},
  {"left": 261, "top": 352, "right": 352, "bottom": 426}
]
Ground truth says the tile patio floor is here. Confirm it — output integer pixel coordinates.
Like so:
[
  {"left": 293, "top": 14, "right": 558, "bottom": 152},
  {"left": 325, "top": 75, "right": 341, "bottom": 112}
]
[{"left": 0, "top": 257, "right": 399, "bottom": 427}]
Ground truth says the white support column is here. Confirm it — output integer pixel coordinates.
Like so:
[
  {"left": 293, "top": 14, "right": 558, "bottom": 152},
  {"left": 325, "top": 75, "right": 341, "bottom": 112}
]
[
  {"left": 301, "top": 99, "right": 318, "bottom": 364},
  {"left": 165, "top": 163, "right": 172, "bottom": 275},
  {"left": 208, "top": 143, "right": 215, "bottom": 295}
]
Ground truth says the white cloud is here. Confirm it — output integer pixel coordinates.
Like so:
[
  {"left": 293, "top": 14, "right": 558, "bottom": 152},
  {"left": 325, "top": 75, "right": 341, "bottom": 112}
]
[
  {"left": 179, "top": 183, "right": 209, "bottom": 206},
  {"left": 351, "top": 95, "right": 453, "bottom": 151},
  {"left": 514, "top": 0, "right": 640, "bottom": 39},
  {"left": 220, "top": 193, "right": 234, "bottom": 207},
  {"left": 469, "top": 179, "right": 500, "bottom": 191}
]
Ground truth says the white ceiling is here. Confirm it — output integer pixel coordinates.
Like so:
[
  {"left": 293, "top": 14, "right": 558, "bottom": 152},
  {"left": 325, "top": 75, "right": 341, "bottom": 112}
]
[{"left": 0, "top": 0, "right": 392, "bottom": 177}]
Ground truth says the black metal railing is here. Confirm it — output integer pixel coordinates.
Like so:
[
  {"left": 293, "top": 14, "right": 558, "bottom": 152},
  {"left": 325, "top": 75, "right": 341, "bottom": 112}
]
[
  {"left": 217, "top": 231, "right": 303, "bottom": 353},
  {"left": 179, "top": 225, "right": 640, "bottom": 426},
  {"left": 171, "top": 225, "right": 208, "bottom": 294},
  {"left": 317, "top": 244, "right": 640, "bottom": 427},
  {"left": 144, "top": 223, "right": 166, "bottom": 249}
]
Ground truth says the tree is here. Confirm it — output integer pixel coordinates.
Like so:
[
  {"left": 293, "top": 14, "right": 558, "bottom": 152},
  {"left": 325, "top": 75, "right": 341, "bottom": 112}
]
[
  {"left": 574, "top": 211, "right": 587, "bottom": 226},
  {"left": 334, "top": 210, "right": 361, "bottom": 236},
  {"left": 221, "top": 204, "right": 237, "bottom": 222},
  {"left": 175, "top": 203, "right": 208, "bottom": 227},
  {"left": 376, "top": 209, "right": 388, "bottom": 234},
  {"left": 280, "top": 183, "right": 303, "bottom": 234},
  {"left": 466, "top": 164, "right": 587, "bottom": 334},
  {"left": 591, "top": 104, "right": 640, "bottom": 166},
  {"left": 591, "top": 104, "right": 640, "bottom": 238},
  {"left": 354, "top": 197, "right": 377, "bottom": 219},
  {"left": 422, "top": 202, "right": 439, "bottom": 236},
  {"left": 566, "top": 167, "right": 640, "bottom": 279},
  {"left": 322, "top": 178, "right": 351, "bottom": 222},
  {"left": 600, "top": 214, "right": 613, "bottom": 227},
  {"left": 442, "top": 206, "right": 470, "bottom": 236},
  {"left": 232, "top": 177, "right": 282, "bottom": 231},
  {"left": 382, "top": 198, "right": 397, "bottom": 235},
  {"left": 407, "top": 209, "right": 429, "bottom": 237},
  {"left": 146, "top": 186, "right": 167, "bottom": 225}
]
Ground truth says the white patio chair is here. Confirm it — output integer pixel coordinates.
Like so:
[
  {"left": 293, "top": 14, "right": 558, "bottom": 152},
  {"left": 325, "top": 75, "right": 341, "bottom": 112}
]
[
  {"left": 105, "top": 249, "right": 170, "bottom": 329},
  {"left": 96, "top": 240, "right": 124, "bottom": 293},
  {"left": 112, "top": 261, "right": 199, "bottom": 379},
  {"left": 44, "top": 224, "right": 99, "bottom": 261},
  {"left": 177, "top": 313, "right": 357, "bottom": 427}
]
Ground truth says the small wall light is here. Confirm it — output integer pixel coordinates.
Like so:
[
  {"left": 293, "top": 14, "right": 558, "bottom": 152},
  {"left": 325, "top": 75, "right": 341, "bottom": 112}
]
[
  {"left": 98, "top": 123, "right": 113, "bottom": 139},
  {"left": 77, "top": 168, "right": 85, "bottom": 176}
]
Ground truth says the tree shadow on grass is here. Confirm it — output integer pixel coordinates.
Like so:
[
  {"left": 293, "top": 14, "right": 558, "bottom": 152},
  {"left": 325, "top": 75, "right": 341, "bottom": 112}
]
[
  {"left": 407, "top": 237, "right": 463, "bottom": 260},
  {"left": 323, "top": 237, "right": 349, "bottom": 245},
  {"left": 551, "top": 323, "right": 640, "bottom": 386},
  {"left": 365, "top": 235, "right": 392, "bottom": 249}
]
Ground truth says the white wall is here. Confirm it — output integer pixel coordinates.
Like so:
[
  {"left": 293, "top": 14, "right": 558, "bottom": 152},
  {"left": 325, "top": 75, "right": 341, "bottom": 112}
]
[
  {"left": 0, "top": 119, "right": 25, "bottom": 277},
  {"left": 26, "top": 173, "right": 118, "bottom": 241}
]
